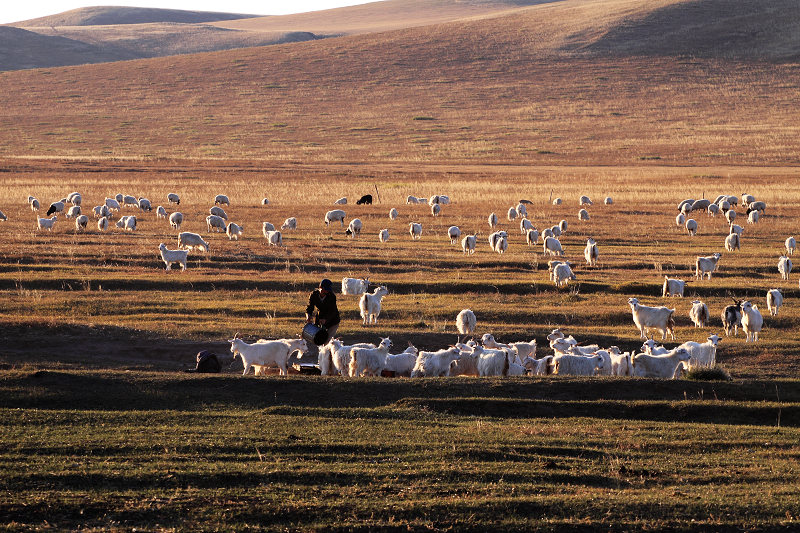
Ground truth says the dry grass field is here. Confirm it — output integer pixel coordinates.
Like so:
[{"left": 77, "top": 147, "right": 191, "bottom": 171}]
[{"left": 2, "top": 0, "right": 800, "bottom": 530}]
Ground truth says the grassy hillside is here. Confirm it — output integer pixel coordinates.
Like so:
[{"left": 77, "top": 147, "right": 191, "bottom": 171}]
[{"left": 12, "top": 6, "right": 260, "bottom": 27}]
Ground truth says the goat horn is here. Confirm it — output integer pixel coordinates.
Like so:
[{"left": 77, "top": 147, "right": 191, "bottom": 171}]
[{"left": 233, "top": 331, "right": 240, "bottom": 339}]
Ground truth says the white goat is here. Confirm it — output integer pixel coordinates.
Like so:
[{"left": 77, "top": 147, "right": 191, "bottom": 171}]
[
  {"left": 584, "top": 238, "right": 598, "bottom": 266},
  {"left": 448, "top": 226, "right": 461, "bottom": 244},
  {"left": 262, "top": 222, "right": 275, "bottom": 235},
  {"left": 409, "top": 222, "right": 422, "bottom": 239},
  {"left": 553, "top": 354, "right": 604, "bottom": 376},
  {"left": 689, "top": 300, "right": 710, "bottom": 328},
  {"left": 325, "top": 210, "right": 346, "bottom": 227},
  {"left": 341, "top": 277, "right": 369, "bottom": 296},
  {"left": 553, "top": 197, "right": 562, "bottom": 205},
  {"left": 158, "top": 243, "right": 188, "bottom": 271},
  {"left": 379, "top": 229, "right": 390, "bottom": 243},
  {"left": 334, "top": 197, "right": 347, "bottom": 205},
  {"left": 526, "top": 229, "right": 539, "bottom": 246},
  {"left": 97, "top": 217, "right": 109, "bottom": 231},
  {"left": 116, "top": 216, "right": 137, "bottom": 232},
  {"left": 226, "top": 222, "right": 244, "bottom": 240},
  {"left": 676, "top": 213, "right": 685, "bottom": 227},
  {"left": 516, "top": 203, "right": 528, "bottom": 218},
  {"left": 510, "top": 339, "right": 537, "bottom": 359},
  {"left": 214, "top": 194, "right": 230, "bottom": 206},
  {"left": 138, "top": 198, "right": 152, "bottom": 212},
  {"left": 507, "top": 207, "right": 518, "bottom": 221},
  {"left": 767, "top": 288, "right": 783, "bottom": 316},
  {"left": 778, "top": 256, "right": 792, "bottom": 280},
  {"left": 747, "top": 210, "right": 759, "bottom": 224},
  {"left": 456, "top": 309, "right": 477, "bottom": 335},
  {"left": 493, "top": 235, "right": 508, "bottom": 255},
  {"left": 543, "top": 236, "right": 563, "bottom": 256},
  {"left": 105, "top": 197, "right": 121, "bottom": 211},
  {"left": 578, "top": 209, "right": 590, "bottom": 221},
  {"left": 724, "top": 233, "right": 740, "bottom": 252},
  {"left": 488, "top": 212, "right": 498, "bottom": 228},
  {"left": 685, "top": 218, "right": 698, "bottom": 236},
  {"left": 786, "top": 237, "right": 796, "bottom": 256},
  {"left": 628, "top": 297, "right": 675, "bottom": 340},
  {"left": 740, "top": 301, "right": 762, "bottom": 342},
  {"left": 406, "top": 195, "right": 421, "bottom": 204},
  {"left": 477, "top": 346, "right": 514, "bottom": 377},
  {"left": 349, "top": 337, "right": 392, "bottom": 377},
  {"left": 322, "top": 339, "right": 375, "bottom": 376},
  {"left": 384, "top": 343, "right": 419, "bottom": 377},
  {"left": 411, "top": 347, "right": 461, "bottom": 377},
  {"left": 431, "top": 204, "right": 441, "bottom": 217},
  {"left": 389, "top": 208, "right": 398, "bottom": 220},
  {"left": 65, "top": 205, "right": 81, "bottom": 219},
  {"left": 725, "top": 210, "right": 736, "bottom": 224},
  {"left": 677, "top": 334, "right": 721, "bottom": 370},
  {"left": 579, "top": 195, "right": 593, "bottom": 206},
  {"left": 359, "top": 285, "right": 389, "bottom": 325},
  {"left": 632, "top": 348, "right": 691, "bottom": 378},
  {"left": 346, "top": 218, "right": 362, "bottom": 238},
  {"left": 169, "top": 212, "right": 183, "bottom": 230},
  {"left": 264, "top": 230, "right": 283, "bottom": 246},
  {"left": 209, "top": 206, "right": 228, "bottom": 220},
  {"left": 662, "top": 276, "right": 685, "bottom": 297},
  {"left": 167, "top": 193, "right": 180, "bottom": 205},
  {"left": 281, "top": 218, "right": 297, "bottom": 230},
  {"left": 156, "top": 206, "right": 168, "bottom": 219},
  {"left": 461, "top": 234, "right": 476, "bottom": 254},
  {"left": 552, "top": 262, "right": 576, "bottom": 288},
  {"left": 730, "top": 223, "right": 743, "bottom": 237},
  {"left": 178, "top": 232, "right": 209, "bottom": 252},
  {"left": 520, "top": 218, "right": 533, "bottom": 234},
  {"left": 229, "top": 336, "right": 307, "bottom": 376},
  {"left": 695, "top": 253, "right": 721, "bottom": 280},
  {"left": 206, "top": 215, "right": 226, "bottom": 233}
]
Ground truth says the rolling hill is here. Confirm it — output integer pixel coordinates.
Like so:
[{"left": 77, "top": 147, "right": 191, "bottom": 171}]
[{"left": 12, "top": 6, "right": 261, "bottom": 27}]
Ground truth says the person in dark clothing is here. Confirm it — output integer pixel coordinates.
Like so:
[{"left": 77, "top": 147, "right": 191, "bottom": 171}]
[{"left": 304, "top": 278, "right": 340, "bottom": 359}]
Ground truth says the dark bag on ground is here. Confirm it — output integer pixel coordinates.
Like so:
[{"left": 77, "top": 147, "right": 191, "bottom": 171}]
[{"left": 191, "top": 350, "right": 221, "bottom": 373}]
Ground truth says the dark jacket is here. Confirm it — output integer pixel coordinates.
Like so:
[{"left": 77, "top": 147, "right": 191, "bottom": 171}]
[{"left": 306, "top": 289, "right": 340, "bottom": 327}]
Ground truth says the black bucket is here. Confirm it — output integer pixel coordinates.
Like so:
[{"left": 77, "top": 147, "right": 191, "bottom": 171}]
[{"left": 302, "top": 323, "right": 329, "bottom": 346}]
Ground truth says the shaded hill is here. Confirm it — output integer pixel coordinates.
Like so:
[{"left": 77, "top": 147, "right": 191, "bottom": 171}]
[{"left": 12, "top": 6, "right": 260, "bottom": 27}]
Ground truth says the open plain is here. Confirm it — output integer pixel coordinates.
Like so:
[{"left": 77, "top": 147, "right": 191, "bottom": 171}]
[{"left": 2, "top": 0, "right": 800, "bottom": 530}]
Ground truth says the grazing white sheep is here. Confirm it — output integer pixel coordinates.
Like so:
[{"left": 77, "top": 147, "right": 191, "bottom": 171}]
[
  {"left": 628, "top": 297, "right": 675, "bottom": 340},
  {"left": 695, "top": 253, "right": 721, "bottom": 280},
  {"left": 431, "top": 203, "right": 441, "bottom": 217},
  {"left": 137, "top": 198, "right": 152, "bottom": 212},
  {"left": 105, "top": 198, "right": 121, "bottom": 212},
  {"left": 66, "top": 192, "right": 81, "bottom": 205},
  {"left": 334, "top": 197, "right": 347, "bottom": 205},
  {"left": 97, "top": 217, "right": 108, "bottom": 231},
  {"left": 379, "top": 229, "right": 390, "bottom": 243},
  {"left": 691, "top": 199, "right": 711, "bottom": 212},
  {"left": 488, "top": 212, "right": 498, "bottom": 228},
  {"left": 428, "top": 195, "right": 440, "bottom": 206},
  {"left": 409, "top": 222, "right": 422, "bottom": 239},
  {"left": 689, "top": 300, "right": 710, "bottom": 328},
  {"left": 30, "top": 198, "right": 40, "bottom": 211},
  {"left": 281, "top": 217, "right": 297, "bottom": 230},
  {"left": 584, "top": 238, "right": 598, "bottom": 266},
  {"left": 559, "top": 219, "right": 568, "bottom": 233},
  {"left": 724, "top": 233, "right": 740, "bottom": 252},
  {"left": 747, "top": 210, "right": 759, "bottom": 224},
  {"left": 685, "top": 218, "right": 698, "bottom": 236},
  {"left": 552, "top": 197, "right": 562, "bottom": 205},
  {"left": 167, "top": 192, "right": 180, "bottom": 205},
  {"left": 74, "top": 214, "right": 88, "bottom": 232},
  {"left": 228, "top": 336, "right": 307, "bottom": 376},
  {"left": 543, "top": 236, "right": 563, "bottom": 256},
  {"left": 516, "top": 203, "right": 528, "bottom": 218},
  {"left": 725, "top": 210, "right": 736, "bottom": 224},
  {"left": 489, "top": 231, "right": 508, "bottom": 251},
  {"left": 156, "top": 206, "right": 168, "bottom": 219},
  {"left": 579, "top": 195, "right": 593, "bottom": 206},
  {"left": 65, "top": 205, "right": 81, "bottom": 219},
  {"left": 551, "top": 225, "right": 562, "bottom": 238},
  {"left": 389, "top": 208, "right": 398, "bottom": 220},
  {"left": 632, "top": 348, "right": 691, "bottom": 378},
  {"left": 507, "top": 207, "right": 518, "bottom": 221},
  {"left": 209, "top": 206, "right": 228, "bottom": 220},
  {"left": 349, "top": 337, "right": 392, "bottom": 377},
  {"left": 748, "top": 201, "right": 766, "bottom": 214},
  {"left": 346, "top": 218, "right": 363, "bottom": 238},
  {"left": 520, "top": 218, "right": 533, "bottom": 234},
  {"left": 411, "top": 347, "right": 461, "bottom": 377},
  {"left": 707, "top": 203, "right": 719, "bottom": 217},
  {"left": 158, "top": 243, "right": 188, "bottom": 271},
  {"left": 552, "top": 262, "right": 576, "bottom": 288},
  {"left": 178, "top": 232, "right": 209, "bottom": 252},
  {"left": 677, "top": 334, "right": 721, "bottom": 370},
  {"left": 169, "top": 212, "right": 183, "bottom": 231},
  {"left": 226, "top": 222, "right": 244, "bottom": 240},
  {"left": 718, "top": 199, "right": 731, "bottom": 212},
  {"left": 122, "top": 195, "right": 138, "bottom": 208},
  {"left": 214, "top": 194, "right": 230, "bottom": 206},
  {"left": 778, "top": 255, "right": 793, "bottom": 280},
  {"left": 439, "top": 195, "right": 451, "bottom": 205},
  {"left": 526, "top": 229, "right": 539, "bottom": 246},
  {"left": 741, "top": 193, "right": 756, "bottom": 207},
  {"left": 448, "top": 226, "right": 461, "bottom": 244},
  {"left": 461, "top": 234, "right": 476, "bottom": 254},
  {"left": 578, "top": 209, "right": 590, "bottom": 221},
  {"left": 262, "top": 222, "right": 275, "bottom": 235},
  {"left": 729, "top": 223, "right": 743, "bottom": 237},
  {"left": 115, "top": 193, "right": 123, "bottom": 204},
  {"left": 406, "top": 195, "right": 421, "bottom": 204},
  {"left": 384, "top": 343, "right": 419, "bottom": 377},
  {"left": 542, "top": 227, "right": 554, "bottom": 240},
  {"left": 456, "top": 309, "right": 477, "bottom": 335},
  {"left": 786, "top": 237, "right": 796, "bottom": 256},
  {"left": 116, "top": 215, "right": 137, "bottom": 232},
  {"left": 662, "top": 276, "right": 685, "bottom": 297},
  {"left": 676, "top": 213, "right": 685, "bottom": 227},
  {"left": 740, "top": 301, "right": 763, "bottom": 342},
  {"left": 342, "top": 277, "right": 369, "bottom": 295},
  {"left": 359, "top": 285, "right": 389, "bottom": 325},
  {"left": 264, "top": 230, "right": 283, "bottom": 246},
  {"left": 721, "top": 301, "right": 742, "bottom": 336},
  {"left": 767, "top": 289, "right": 783, "bottom": 316},
  {"left": 325, "top": 209, "right": 346, "bottom": 227},
  {"left": 493, "top": 235, "right": 508, "bottom": 255},
  {"left": 206, "top": 215, "right": 226, "bottom": 233},
  {"left": 604, "top": 197, "right": 613, "bottom": 205},
  {"left": 553, "top": 354, "right": 604, "bottom": 376}
]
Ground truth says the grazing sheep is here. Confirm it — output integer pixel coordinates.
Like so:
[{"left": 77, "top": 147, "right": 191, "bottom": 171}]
[
  {"left": 409, "top": 222, "right": 422, "bottom": 239},
  {"left": 448, "top": 226, "right": 461, "bottom": 244},
  {"left": 411, "top": 347, "right": 461, "bottom": 377},
  {"left": 786, "top": 236, "right": 796, "bottom": 256},
  {"left": 725, "top": 210, "right": 736, "bottom": 223},
  {"left": 389, "top": 208, "right": 398, "bottom": 220},
  {"left": 559, "top": 219, "right": 568, "bottom": 233},
  {"left": 105, "top": 198, "right": 121, "bottom": 211},
  {"left": 65, "top": 205, "right": 81, "bottom": 219},
  {"left": 579, "top": 195, "right": 593, "bottom": 206},
  {"left": 158, "top": 243, "right": 188, "bottom": 271},
  {"left": 689, "top": 300, "right": 710, "bottom": 328},
  {"left": 281, "top": 217, "right": 297, "bottom": 230},
  {"left": 740, "top": 301, "right": 763, "bottom": 342},
  {"left": 356, "top": 194, "right": 373, "bottom": 205},
  {"left": 691, "top": 199, "right": 710, "bottom": 212},
  {"left": 115, "top": 193, "right": 123, "bottom": 204},
  {"left": 115, "top": 215, "right": 136, "bottom": 232},
  {"left": 489, "top": 231, "right": 508, "bottom": 250},
  {"left": 461, "top": 234, "right": 476, "bottom": 254},
  {"left": 66, "top": 192, "right": 81, "bottom": 206},
  {"left": 439, "top": 195, "right": 451, "bottom": 205},
  {"left": 718, "top": 199, "right": 731, "bottom": 212},
  {"left": 74, "top": 214, "right": 88, "bottom": 232},
  {"left": 97, "top": 217, "right": 108, "bottom": 231},
  {"left": 520, "top": 218, "right": 533, "bottom": 234},
  {"left": 349, "top": 337, "right": 392, "bottom": 377},
  {"left": 341, "top": 277, "right": 369, "bottom": 296},
  {"left": 431, "top": 203, "right": 441, "bottom": 217},
  {"left": 384, "top": 343, "right": 419, "bottom": 377},
  {"left": 551, "top": 225, "right": 562, "bottom": 237},
  {"left": 156, "top": 206, "right": 168, "bottom": 219},
  {"left": 488, "top": 212, "right": 498, "bottom": 228},
  {"left": 334, "top": 197, "right": 347, "bottom": 205},
  {"left": 493, "top": 235, "right": 508, "bottom": 255},
  {"left": 122, "top": 195, "right": 138, "bottom": 208},
  {"left": 428, "top": 195, "right": 440, "bottom": 206},
  {"left": 721, "top": 301, "right": 742, "bottom": 336},
  {"left": 542, "top": 227, "right": 554, "bottom": 240},
  {"left": 226, "top": 222, "right": 244, "bottom": 240},
  {"left": 747, "top": 201, "right": 766, "bottom": 214},
  {"left": 507, "top": 207, "right": 518, "bottom": 221},
  {"left": 778, "top": 255, "right": 793, "bottom": 280},
  {"left": 553, "top": 354, "right": 604, "bottom": 376},
  {"left": 206, "top": 214, "right": 226, "bottom": 233},
  {"left": 584, "top": 238, "right": 598, "bottom": 266},
  {"left": 552, "top": 197, "right": 562, "bottom": 205},
  {"left": 516, "top": 203, "right": 528, "bottom": 218},
  {"left": 707, "top": 203, "right": 719, "bottom": 216},
  {"left": 604, "top": 197, "right": 613, "bottom": 205},
  {"left": 456, "top": 309, "right": 477, "bottom": 335},
  {"left": 578, "top": 208, "right": 590, "bottom": 221},
  {"left": 676, "top": 213, "right": 685, "bottom": 227},
  {"left": 167, "top": 192, "right": 180, "bottom": 205},
  {"left": 662, "top": 276, "right": 685, "bottom": 297},
  {"left": 379, "top": 229, "right": 390, "bottom": 243},
  {"left": 741, "top": 193, "right": 755, "bottom": 207},
  {"left": 747, "top": 210, "right": 759, "bottom": 224},
  {"left": 685, "top": 218, "right": 698, "bottom": 236},
  {"left": 406, "top": 195, "right": 421, "bottom": 204},
  {"left": 137, "top": 198, "right": 152, "bottom": 212},
  {"left": 228, "top": 336, "right": 307, "bottom": 376},
  {"left": 724, "top": 233, "right": 740, "bottom": 252},
  {"left": 324, "top": 210, "right": 346, "bottom": 227},
  {"left": 677, "top": 334, "right": 721, "bottom": 370},
  {"left": 178, "top": 232, "right": 209, "bottom": 252},
  {"left": 169, "top": 212, "right": 183, "bottom": 231},
  {"left": 632, "top": 348, "right": 691, "bottom": 378},
  {"left": 730, "top": 223, "right": 743, "bottom": 237},
  {"left": 359, "top": 285, "right": 389, "bottom": 325},
  {"left": 264, "top": 230, "right": 283, "bottom": 246},
  {"left": 526, "top": 229, "right": 540, "bottom": 246},
  {"left": 262, "top": 198, "right": 269, "bottom": 205},
  {"left": 214, "top": 194, "right": 230, "bottom": 206},
  {"left": 695, "top": 253, "right": 721, "bottom": 280},
  {"left": 209, "top": 206, "right": 228, "bottom": 220},
  {"left": 552, "top": 262, "right": 576, "bottom": 288},
  {"left": 681, "top": 203, "right": 693, "bottom": 216},
  {"left": 345, "top": 218, "right": 363, "bottom": 238},
  {"left": 262, "top": 221, "right": 275, "bottom": 235},
  {"left": 30, "top": 198, "right": 40, "bottom": 211},
  {"left": 543, "top": 236, "right": 563, "bottom": 256},
  {"left": 767, "top": 289, "right": 783, "bottom": 316},
  {"left": 628, "top": 297, "right": 675, "bottom": 340}
]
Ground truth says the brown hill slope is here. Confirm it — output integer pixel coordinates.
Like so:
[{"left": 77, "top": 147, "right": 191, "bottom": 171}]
[{"left": 12, "top": 6, "right": 260, "bottom": 27}]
